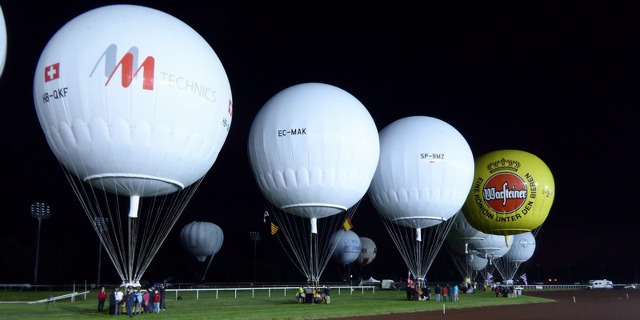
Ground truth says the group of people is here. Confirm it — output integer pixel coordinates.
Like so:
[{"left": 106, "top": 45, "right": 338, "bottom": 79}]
[
  {"left": 296, "top": 285, "right": 331, "bottom": 304},
  {"left": 405, "top": 279, "right": 463, "bottom": 302},
  {"left": 432, "top": 283, "right": 460, "bottom": 302},
  {"left": 97, "top": 284, "right": 166, "bottom": 316}
]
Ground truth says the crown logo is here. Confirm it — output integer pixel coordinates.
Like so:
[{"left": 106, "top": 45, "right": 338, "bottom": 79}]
[{"left": 486, "top": 158, "right": 520, "bottom": 173}]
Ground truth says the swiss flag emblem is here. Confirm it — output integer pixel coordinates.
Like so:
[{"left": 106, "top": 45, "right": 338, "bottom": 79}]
[{"left": 44, "top": 63, "right": 60, "bottom": 82}]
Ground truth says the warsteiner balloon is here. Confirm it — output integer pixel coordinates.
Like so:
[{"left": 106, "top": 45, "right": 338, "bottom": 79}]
[{"left": 463, "top": 150, "right": 555, "bottom": 236}]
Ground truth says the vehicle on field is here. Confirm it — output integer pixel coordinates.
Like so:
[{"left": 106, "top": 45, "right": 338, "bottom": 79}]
[{"left": 587, "top": 279, "right": 613, "bottom": 289}]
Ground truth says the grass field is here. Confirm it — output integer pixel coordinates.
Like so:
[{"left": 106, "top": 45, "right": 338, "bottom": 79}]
[{"left": 0, "top": 288, "right": 554, "bottom": 320}]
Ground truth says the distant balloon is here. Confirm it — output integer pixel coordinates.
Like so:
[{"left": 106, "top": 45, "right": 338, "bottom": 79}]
[
  {"left": 0, "top": 4, "right": 6, "bottom": 77},
  {"left": 469, "top": 233, "right": 513, "bottom": 260},
  {"left": 470, "top": 255, "right": 488, "bottom": 271},
  {"left": 463, "top": 150, "right": 555, "bottom": 236},
  {"left": 502, "top": 231, "right": 536, "bottom": 263},
  {"left": 357, "top": 237, "right": 377, "bottom": 266},
  {"left": 330, "top": 230, "right": 361, "bottom": 266},
  {"left": 180, "top": 222, "right": 224, "bottom": 262},
  {"left": 494, "top": 231, "right": 536, "bottom": 282},
  {"left": 446, "top": 211, "right": 485, "bottom": 254}
]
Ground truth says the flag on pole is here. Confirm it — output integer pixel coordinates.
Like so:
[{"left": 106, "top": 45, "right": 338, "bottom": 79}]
[
  {"left": 342, "top": 217, "right": 353, "bottom": 231},
  {"left": 520, "top": 273, "right": 528, "bottom": 285},
  {"left": 270, "top": 222, "right": 279, "bottom": 235},
  {"left": 263, "top": 210, "right": 269, "bottom": 223}
]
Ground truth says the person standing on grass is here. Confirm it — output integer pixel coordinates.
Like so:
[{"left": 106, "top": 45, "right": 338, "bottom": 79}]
[
  {"left": 160, "top": 285, "right": 166, "bottom": 310},
  {"left": 153, "top": 289, "right": 161, "bottom": 313},
  {"left": 97, "top": 286, "right": 108, "bottom": 312},
  {"left": 125, "top": 287, "right": 136, "bottom": 317},
  {"left": 434, "top": 284, "right": 441, "bottom": 302},
  {"left": 453, "top": 284, "right": 459, "bottom": 301},
  {"left": 441, "top": 284, "right": 448, "bottom": 302},
  {"left": 108, "top": 287, "right": 117, "bottom": 315},
  {"left": 143, "top": 289, "right": 151, "bottom": 313},
  {"left": 114, "top": 287, "right": 124, "bottom": 315}
]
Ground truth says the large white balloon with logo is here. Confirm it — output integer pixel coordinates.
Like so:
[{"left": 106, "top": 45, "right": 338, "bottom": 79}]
[
  {"left": 34, "top": 4, "right": 232, "bottom": 199},
  {"left": 32, "top": 4, "right": 232, "bottom": 286}
]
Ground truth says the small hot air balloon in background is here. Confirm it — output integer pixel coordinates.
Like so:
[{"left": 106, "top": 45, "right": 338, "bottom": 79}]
[
  {"left": 357, "top": 237, "right": 377, "bottom": 267},
  {"left": 493, "top": 231, "right": 536, "bottom": 283},
  {"left": 330, "top": 230, "right": 361, "bottom": 266},
  {"left": 180, "top": 221, "right": 224, "bottom": 262}
]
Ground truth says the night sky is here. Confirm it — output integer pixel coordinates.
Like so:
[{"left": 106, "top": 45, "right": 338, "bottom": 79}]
[{"left": 1, "top": 1, "right": 638, "bottom": 286}]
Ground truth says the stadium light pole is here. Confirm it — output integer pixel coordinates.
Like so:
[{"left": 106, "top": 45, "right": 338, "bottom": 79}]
[
  {"left": 30, "top": 202, "right": 51, "bottom": 285},
  {"left": 94, "top": 217, "right": 109, "bottom": 287},
  {"left": 250, "top": 231, "right": 260, "bottom": 284}
]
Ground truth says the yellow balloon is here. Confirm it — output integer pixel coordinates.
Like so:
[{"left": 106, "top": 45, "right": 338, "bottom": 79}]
[{"left": 463, "top": 149, "right": 555, "bottom": 236}]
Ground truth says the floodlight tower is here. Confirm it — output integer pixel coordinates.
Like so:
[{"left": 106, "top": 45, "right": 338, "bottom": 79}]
[{"left": 30, "top": 202, "right": 51, "bottom": 284}]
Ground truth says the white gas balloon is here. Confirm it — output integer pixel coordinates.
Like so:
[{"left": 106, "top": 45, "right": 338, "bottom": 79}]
[
  {"left": 368, "top": 116, "right": 474, "bottom": 280},
  {"left": 330, "top": 230, "right": 361, "bottom": 266},
  {"left": 357, "top": 237, "right": 377, "bottom": 266},
  {"left": 0, "top": 4, "right": 6, "bottom": 77},
  {"left": 249, "top": 82, "right": 379, "bottom": 222},
  {"left": 493, "top": 232, "right": 536, "bottom": 282},
  {"left": 33, "top": 4, "right": 232, "bottom": 285},
  {"left": 180, "top": 222, "right": 224, "bottom": 262},
  {"left": 248, "top": 82, "right": 379, "bottom": 285}
]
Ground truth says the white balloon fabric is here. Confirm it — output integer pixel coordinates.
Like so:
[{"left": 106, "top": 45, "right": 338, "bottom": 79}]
[
  {"left": 33, "top": 4, "right": 233, "bottom": 197},
  {"left": 470, "top": 255, "right": 488, "bottom": 271},
  {"left": 180, "top": 221, "right": 224, "bottom": 262},
  {"left": 368, "top": 116, "right": 475, "bottom": 228},
  {"left": 446, "top": 211, "right": 485, "bottom": 254},
  {"left": 503, "top": 232, "right": 536, "bottom": 263},
  {"left": 0, "top": 4, "right": 7, "bottom": 78},
  {"left": 330, "top": 230, "right": 362, "bottom": 266},
  {"left": 248, "top": 82, "right": 379, "bottom": 219},
  {"left": 470, "top": 233, "right": 513, "bottom": 259},
  {"left": 357, "top": 237, "right": 377, "bottom": 266}
]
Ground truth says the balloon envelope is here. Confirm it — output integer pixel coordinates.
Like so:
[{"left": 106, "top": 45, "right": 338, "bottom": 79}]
[
  {"left": 248, "top": 82, "right": 379, "bottom": 219},
  {"left": 33, "top": 4, "right": 233, "bottom": 197},
  {"left": 331, "top": 230, "right": 362, "bottom": 266},
  {"left": 180, "top": 221, "right": 224, "bottom": 262},
  {"left": 0, "top": 4, "right": 6, "bottom": 77},
  {"left": 357, "top": 237, "right": 377, "bottom": 266},
  {"left": 446, "top": 211, "right": 485, "bottom": 254},
  {"left": 503, "top": 231, "right": 536, "bottom": 262},
  {"left": 463, "top": 149, "right": 555, "bottom": 235},
  {"left": 368, "top": 116, "right": 475, "bottom": 228}
]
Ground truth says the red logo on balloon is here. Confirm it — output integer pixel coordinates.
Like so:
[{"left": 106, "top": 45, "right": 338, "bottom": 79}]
[
  {"left": 44, "top": 63, "right": 60, "bottom": 82},
  {"left": 482, "top": 173, "right": 527, "bottom": 214}
]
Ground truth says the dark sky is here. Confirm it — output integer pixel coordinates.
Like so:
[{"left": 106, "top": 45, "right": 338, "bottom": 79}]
[{"left": 1, "top": 1, "right": 638, "bottom": 286}]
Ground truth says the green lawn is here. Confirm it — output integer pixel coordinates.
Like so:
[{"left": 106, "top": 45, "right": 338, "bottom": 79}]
[{"left": 0, "top": 289, "right": 554, "bottom": 320}]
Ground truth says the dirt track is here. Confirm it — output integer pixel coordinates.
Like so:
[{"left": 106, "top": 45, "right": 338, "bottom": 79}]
[{"left": 331, "top": 290, "right": 640, "bottom": 320}]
